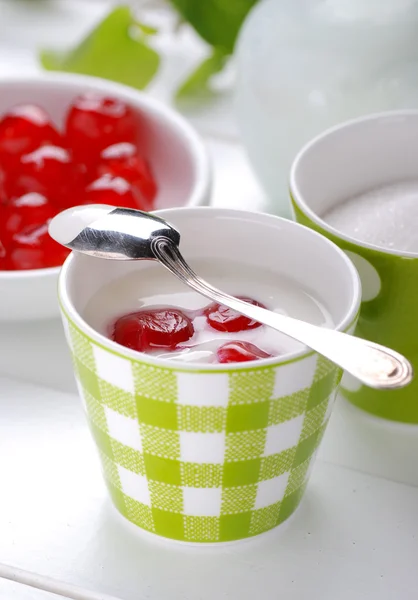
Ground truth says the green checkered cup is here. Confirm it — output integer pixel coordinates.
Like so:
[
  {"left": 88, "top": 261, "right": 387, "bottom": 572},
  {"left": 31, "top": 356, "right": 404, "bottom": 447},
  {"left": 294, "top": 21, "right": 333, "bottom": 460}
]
[{"left": 59, "top": 207, "right": 361, "bottom": 544}]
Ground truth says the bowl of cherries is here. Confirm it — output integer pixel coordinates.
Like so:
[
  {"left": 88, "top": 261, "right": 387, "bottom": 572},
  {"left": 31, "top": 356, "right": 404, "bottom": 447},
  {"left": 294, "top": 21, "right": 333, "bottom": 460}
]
[{"left": 0, "top": 73, "right": 211, "bottom": 321}]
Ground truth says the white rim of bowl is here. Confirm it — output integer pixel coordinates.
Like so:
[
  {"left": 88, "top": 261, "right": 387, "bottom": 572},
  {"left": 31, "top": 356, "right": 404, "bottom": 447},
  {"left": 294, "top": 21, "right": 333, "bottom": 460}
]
[
  {"left": 290, "top": 109, "right": 418, "bottom": 259},
  {"left": 58, "top": 206, "right": 362, "bottom": 372},
  {"left": 0, "top": 72, "right": 211, "bottom": 280}
]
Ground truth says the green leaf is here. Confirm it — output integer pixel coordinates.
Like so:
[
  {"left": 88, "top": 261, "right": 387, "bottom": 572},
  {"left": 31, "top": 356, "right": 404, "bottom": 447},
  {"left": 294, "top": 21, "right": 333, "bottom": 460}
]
[
  {"left": 135, "top": 22, "right": 159, "bottom": 36},
  {"left": 175, "top": 49, "right": 228, "bottom": 101},
  {"left": 39, "top": 6, "right": 160, "bottom": 90},
  {"left": 168, "top": 0, "right": 259, "bottom": 53}
]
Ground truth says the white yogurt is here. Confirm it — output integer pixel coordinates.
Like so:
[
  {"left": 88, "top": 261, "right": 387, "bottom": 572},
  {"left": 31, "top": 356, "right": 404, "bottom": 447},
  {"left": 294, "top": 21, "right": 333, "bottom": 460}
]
[{"left": 83, "top": 259, "right": 333, "bottom": 363}]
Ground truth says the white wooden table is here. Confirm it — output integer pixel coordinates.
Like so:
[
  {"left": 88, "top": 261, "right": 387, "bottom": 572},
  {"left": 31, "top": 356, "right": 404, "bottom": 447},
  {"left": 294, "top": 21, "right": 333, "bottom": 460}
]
[{"left": 0, "top": 2, "right": 418, "bottom": 599}]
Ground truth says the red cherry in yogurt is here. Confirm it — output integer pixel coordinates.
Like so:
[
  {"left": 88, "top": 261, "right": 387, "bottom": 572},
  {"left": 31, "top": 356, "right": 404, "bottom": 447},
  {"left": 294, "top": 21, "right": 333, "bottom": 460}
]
[
  {"left": 205, "top": 297, "right": 265, "bottom": 332},
  {"left": 112, "top": 308, "right": 195, "bottom": 352},
  {"left": 217, "top": 341, "right": 272, "bottom": 364}
]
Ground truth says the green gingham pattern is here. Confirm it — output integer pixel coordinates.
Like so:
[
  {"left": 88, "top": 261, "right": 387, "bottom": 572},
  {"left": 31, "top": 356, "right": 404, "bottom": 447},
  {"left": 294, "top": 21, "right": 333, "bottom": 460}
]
[{"left": 62, "top": 313, "right": 342, "bottom": 543}]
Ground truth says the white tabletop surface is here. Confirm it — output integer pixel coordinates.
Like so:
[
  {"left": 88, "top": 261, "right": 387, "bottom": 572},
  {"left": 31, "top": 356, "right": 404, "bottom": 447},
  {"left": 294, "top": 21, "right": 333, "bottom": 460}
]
[{"left": 0, "top": 2, "right": 418, "bottom": 599}]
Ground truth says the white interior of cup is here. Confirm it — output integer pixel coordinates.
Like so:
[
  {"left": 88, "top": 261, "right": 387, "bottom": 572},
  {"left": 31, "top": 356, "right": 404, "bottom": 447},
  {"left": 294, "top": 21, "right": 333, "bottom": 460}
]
[
  {"left": 59, "top": 207, "right": 361, "bottom": 369},
  {"left": 290, "top": 110, "right": 418, "bottom": 256}
]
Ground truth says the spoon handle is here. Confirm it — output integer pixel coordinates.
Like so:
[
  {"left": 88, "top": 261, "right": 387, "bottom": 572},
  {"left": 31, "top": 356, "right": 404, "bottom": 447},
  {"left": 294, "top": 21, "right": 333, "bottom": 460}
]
[{"left": 152, "top": 237, "right": 413, "bottom": 390}]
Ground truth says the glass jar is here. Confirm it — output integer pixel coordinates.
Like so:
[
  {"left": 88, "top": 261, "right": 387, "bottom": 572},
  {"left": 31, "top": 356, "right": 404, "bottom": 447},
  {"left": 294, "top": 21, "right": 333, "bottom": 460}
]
[{"left": 235, "top": 0, "right": 418, "bottom": 217}]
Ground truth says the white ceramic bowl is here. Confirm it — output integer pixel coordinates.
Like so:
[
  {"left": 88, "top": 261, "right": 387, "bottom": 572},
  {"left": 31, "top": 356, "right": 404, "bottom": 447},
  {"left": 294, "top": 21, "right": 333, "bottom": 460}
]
[{"left": 0, "top": 73, "right": 211, "bottom": 321}]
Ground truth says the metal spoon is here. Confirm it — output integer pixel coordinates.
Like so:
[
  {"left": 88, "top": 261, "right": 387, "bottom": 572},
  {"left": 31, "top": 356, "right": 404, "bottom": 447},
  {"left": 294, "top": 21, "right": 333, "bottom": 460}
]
[{"left": 49, "top": 205, "right": 413, "bottom": 390}]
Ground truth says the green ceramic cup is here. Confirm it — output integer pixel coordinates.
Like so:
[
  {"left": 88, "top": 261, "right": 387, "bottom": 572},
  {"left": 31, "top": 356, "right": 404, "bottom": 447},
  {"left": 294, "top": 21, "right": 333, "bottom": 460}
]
[{"left": 290, "top": 111, "right": 418, "bottom": 424}]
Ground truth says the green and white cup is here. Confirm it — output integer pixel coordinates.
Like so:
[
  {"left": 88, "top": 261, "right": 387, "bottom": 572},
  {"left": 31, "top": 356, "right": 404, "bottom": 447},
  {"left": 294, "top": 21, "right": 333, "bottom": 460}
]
[
  {"left": 291, "top": 111, "right": 418, "bottom": 424},
  {"left": 59, "top": 208, "right": 360, "bottom": 543}
]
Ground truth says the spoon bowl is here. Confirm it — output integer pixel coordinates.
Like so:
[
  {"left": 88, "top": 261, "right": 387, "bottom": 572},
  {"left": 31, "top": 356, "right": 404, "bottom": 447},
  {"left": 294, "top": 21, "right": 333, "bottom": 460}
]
[{"left": 49, "top": 204, "right": 180, "bottom": 260}]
